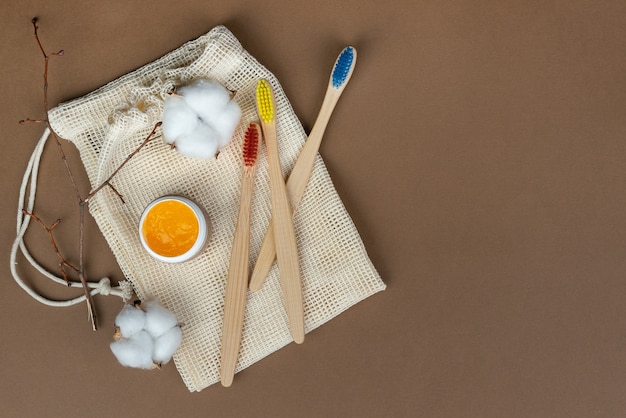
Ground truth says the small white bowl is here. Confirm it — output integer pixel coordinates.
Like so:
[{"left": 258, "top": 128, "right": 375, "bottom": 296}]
[{"left": 139, "top": 196, "right": 209, "bottom": 263}]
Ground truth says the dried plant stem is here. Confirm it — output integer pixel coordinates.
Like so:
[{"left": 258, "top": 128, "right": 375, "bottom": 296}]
[
  {"left": 18, "top": 118, "right": 46, "bottom": 124},
  {"left": 22, "top": 18, "right": 161, "bottom": 331},
  {"left": 85, "top": 122, "right": 162, "bottom": 203},
  {"left": 32, "top": 18, "right": 63, "bottom": 115},
  {"left": 31, "top": 20, "right": 81, "bottom": 201},
  {"left": 27, "top": 18, "right": 100, "bottom": 329},
  {"left": 22, "top": 210, "right": 79, "bottom": 283}
]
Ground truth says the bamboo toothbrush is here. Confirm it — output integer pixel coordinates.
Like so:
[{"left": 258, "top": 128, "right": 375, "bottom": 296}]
[
  {"left": 249, "top": 46, "right": 357, "bottom": 292},
  {"left": 220, "top": 123, "right": 261, "bottom": 387},
  {"left": 256, "top": 79, "right": 305, "bottom": 344}
]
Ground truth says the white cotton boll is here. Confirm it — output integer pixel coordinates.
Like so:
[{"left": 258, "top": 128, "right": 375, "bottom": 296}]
[
  {"left": 110, "top": 330, "right": 154, "bottom": 369},
  {"left": 174, "top": 123, "right": 220, "bottom": 159},
  {"left": 152, "top": 325, "right": 183, "bottom": 365},
  {"left": 162, "top": 95, "right": 199, "bottom": 144},
  {"left": 210, "top": 101, "right": 243, "bottom": 148},
  {"left": 178, "top": 79, "right": 231, "bottom": 120},
  {"left": 161, "top": 78, "right": 241, "bottom": 159},
  {"left": 143, "top": 300, "right": 179, "bottom": 338},
  {"left": 114, "top": 304, "right": 146, "bottom": 338}
]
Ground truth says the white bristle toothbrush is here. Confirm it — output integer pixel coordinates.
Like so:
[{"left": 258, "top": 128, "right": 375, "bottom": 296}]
[
  {"left": 249, "top": 46, "right": 357, "bottom": 292},
  {"left": 220, "top": 123, "right": 261, "bottom": 387},
  {"left": 256, "top": 79, "right": 305, "bottom": 344}
]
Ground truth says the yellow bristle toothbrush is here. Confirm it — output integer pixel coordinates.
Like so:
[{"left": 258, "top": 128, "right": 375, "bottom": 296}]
[
  {"left": 256, "top": 79, "right": 305, "bottom": 344},
  {"left": 220, "top": 123, "right": 261, "bottom": 387},
  {"left": 249, "top": 46, "right": 357, "bottom": 292}
]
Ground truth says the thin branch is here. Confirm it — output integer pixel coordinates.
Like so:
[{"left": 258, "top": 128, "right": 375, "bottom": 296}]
[
  {"left": 21, "top": 19, "right": 160, "bottom": 331},
  {"left": 19, "top": 118, "right": 47, "bottom": 125},
  {"left": 106, "top": 183, "right": 126, "bottom": 204},
  {"left": 85, "top": 122, "right": 162, "bottom": 203},
  {"left": 22, "top": 210, "right": 79, "bottom": 284},
  {"left": 77, "top": 200, "right": 98, "bottom": 330},
  {"left": 26, "top": 18, "right": 95, "bottom": 329},
  {"left": 31, "top": 18, "right": 64, "bottom": 113},
  {"left": 31, "top": 18, "right": 48, "bottom": 59},
  {"left": 30, "top": 19, "right": 81, "bottom": 202},
  {"left": 50, "top": 129, "right": 84, "bottom": 202}
]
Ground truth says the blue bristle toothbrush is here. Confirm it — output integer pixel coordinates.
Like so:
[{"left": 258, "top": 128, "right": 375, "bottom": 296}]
[{"left": 250, "top": 46, "right": 357, "bottom": 292}]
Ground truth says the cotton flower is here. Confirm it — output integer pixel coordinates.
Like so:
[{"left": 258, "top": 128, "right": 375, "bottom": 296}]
[
  {"left": 162, "top": 79, "right": 241, "bottom": 159},
  {"left": 110, "top": 300, "right": 182, "bottom": 369}
]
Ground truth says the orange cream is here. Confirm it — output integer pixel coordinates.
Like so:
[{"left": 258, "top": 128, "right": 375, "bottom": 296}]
[{"left": 139, "top": 196, "right": 209, "bottom": 262}]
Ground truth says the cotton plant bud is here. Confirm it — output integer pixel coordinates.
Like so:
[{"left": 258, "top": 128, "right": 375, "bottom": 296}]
[
  {"left": 110, "top": 300, "right": 183, "bottom": 369},
  {"left": 161, "top": 79, "right": 241, "bottom": 159}
]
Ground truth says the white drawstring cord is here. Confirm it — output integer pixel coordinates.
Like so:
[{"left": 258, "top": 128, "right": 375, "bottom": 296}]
[{"left": 10, "top": 127, "right": 133, "bottom": 306}]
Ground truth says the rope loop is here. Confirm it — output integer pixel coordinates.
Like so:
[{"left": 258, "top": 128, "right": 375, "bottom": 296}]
[{"left": 10, "top": 128, "right": 132, "bottom": 309}]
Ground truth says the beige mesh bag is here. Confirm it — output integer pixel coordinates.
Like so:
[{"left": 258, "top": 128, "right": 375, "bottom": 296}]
[{"left": 26, "top": 26, "right": 385, "bottom": 391}]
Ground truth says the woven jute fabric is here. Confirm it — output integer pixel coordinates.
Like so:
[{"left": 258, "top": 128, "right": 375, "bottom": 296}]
[{"left": 48, "top": 26, "right": 385, "bottom": 392}]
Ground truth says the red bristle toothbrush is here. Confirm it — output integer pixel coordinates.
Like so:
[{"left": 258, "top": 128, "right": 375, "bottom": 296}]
[
  {"left": 256, "top": 79, "right": 305, "bottom": 344},
  {"left": 220, "top": 122, "right": 261, "bottom": 387},
  {"left": 250, "top": 46, "right": 357, "bottom": 292}
]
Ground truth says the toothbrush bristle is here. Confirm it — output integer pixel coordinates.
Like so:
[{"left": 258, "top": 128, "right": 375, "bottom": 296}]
[
  {"left": 331, "top": 46, "right": 355, "bottom": 88},
  {"left": 242, "top": 123, "right": 260, "bottom": 167},
  {"left": 256, "top": 79, "right": 275, "bottom": 123}
]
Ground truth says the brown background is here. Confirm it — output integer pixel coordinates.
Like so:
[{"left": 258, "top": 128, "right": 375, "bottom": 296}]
[{"left": 2, "top": 1, "right": 626, "bottom": 417}]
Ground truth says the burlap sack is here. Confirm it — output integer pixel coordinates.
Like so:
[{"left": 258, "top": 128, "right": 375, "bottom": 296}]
[{"left": 47, "top": 25, "right": 385, "bottom": 392}]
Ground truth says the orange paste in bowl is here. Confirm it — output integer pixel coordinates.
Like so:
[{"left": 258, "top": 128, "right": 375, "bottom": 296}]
[{"left": 141, "top": 199, "right": 200, "bottom": 257}]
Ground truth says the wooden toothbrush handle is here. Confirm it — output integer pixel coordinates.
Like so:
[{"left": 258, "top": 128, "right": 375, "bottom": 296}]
[
  {"left": 264, "top": 123, "right": 305, "bottom": 344},
  {"left": 249, "top": 88, "right": 342, "bottom": 292},
  {"left": 220, "top": 175, "right": 255, "bottom": 387},
  {"left": 285, "top": 88, "right": 341, "bottom": 202},
  {"left": 249, "top": 222, "right": 278, "bottom": 291}
]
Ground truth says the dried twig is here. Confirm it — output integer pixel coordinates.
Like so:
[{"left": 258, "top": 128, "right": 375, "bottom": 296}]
[
  {"left": 18, "top": 118, "right": 47, "bottom": 125},
  {"left": 85, "top": 122, "right": 162, "bottom": 203},
  {"left": 24, "top": 17, "right": 97, "bottom": 328},
  {"left": 21, "top": 18, "right": 161, "bottom": 331},
  {"left": 21, "top": 210, "right": 79, "bottom": 284},
  {"left": 31, "top": 18, "right": 64, "bottom": 114}
]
